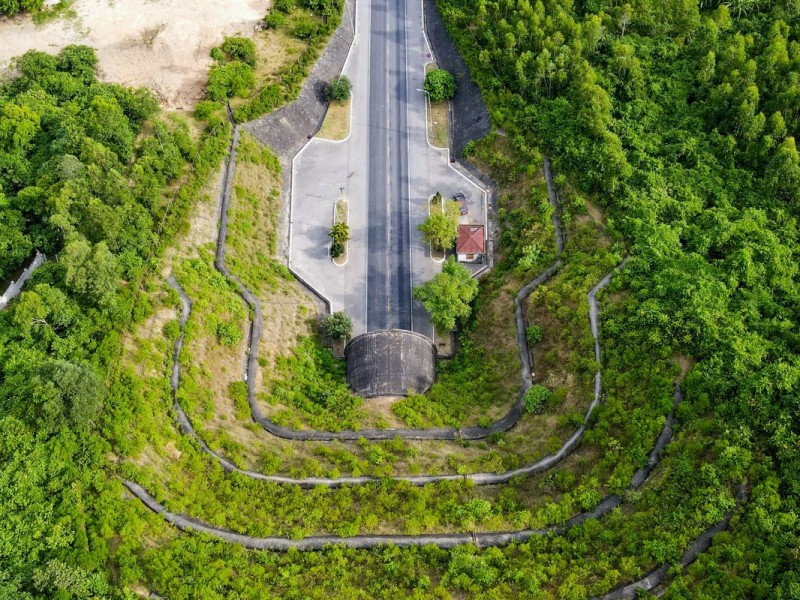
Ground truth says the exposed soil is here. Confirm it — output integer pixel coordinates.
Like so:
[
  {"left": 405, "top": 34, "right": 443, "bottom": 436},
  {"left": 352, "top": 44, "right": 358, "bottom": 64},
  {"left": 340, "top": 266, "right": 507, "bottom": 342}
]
[
  {"left": 675, "top": 354, "right": 696, "bottom": 383},
  {"left": 0, "top": 0, "right": 269, "bottom": 108}
]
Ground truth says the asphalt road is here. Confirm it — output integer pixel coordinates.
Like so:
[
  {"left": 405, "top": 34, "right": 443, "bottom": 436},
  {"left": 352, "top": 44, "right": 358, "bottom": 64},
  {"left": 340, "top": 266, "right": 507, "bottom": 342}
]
[
  {"left": 289, "top": 0, "right": 486, "bottom": 336},
  {"left": 367, "top": 0, "right": 412, "bottom": 331}
]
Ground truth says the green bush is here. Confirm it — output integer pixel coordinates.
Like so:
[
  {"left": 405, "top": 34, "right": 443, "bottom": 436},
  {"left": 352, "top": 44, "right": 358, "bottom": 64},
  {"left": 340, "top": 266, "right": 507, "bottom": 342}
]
[
  {"left": 263, "top": 10, "right": 286, "bottom": 28},
  {"left": 523, "top": 384, "right": 551, "bottom": 414},
  {"left": 322, "top": 312, "right": 353, "bottom": 340},
  {"left": 526, "top": 325, "right": 544, "bottom": 346},
  {"left": 418, "top": 194, "right": 461, "bottom": 251},
  {"left": 194, "top": 100, "right": 219, "bottom": 121},
  {"left": 292, "top": 16, "right": 318, "bottom": 39},
  {"left": 221, "top": 36, "right": 257, "bottom": 67},
  {"left": 227, "top": 381, "right": 250, "bottom": 420},
  {"left": 326, "top": 75, "right": 352, "bottom": 103},
  {"left": 330, "top": 240, "right": 345, "bottom": 258},
  {"left": 424, "top": 68, "right": 457, "bottom": 102},
  {"left": 329, "top": 221, "right": 349, "bottom": 244},
  {"left": 412, "top": 257, "right": 478, "bottom": 332},
  {"left": 0, "top": 0, "right": 44, "bottom": 17},
  {"left": 210, "top": 47, "right": 225, "bottom": 62},
  {"left": 273, "top": 0, "right": 295, "bottom": 12},
  {"left": 216, "top": 321, "right": 243, "bottom": 346},
  {"left": 207, "top": 62, "right": 255, "bottom": 100}
]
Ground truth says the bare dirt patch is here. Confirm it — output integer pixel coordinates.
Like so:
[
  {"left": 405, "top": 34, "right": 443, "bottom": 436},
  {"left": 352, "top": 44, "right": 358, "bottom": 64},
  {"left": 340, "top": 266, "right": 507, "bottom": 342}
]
[
  {"left": 674, "top": 354, "right": 696, "bottom": 383},
  {"left": 0, "top": 0, "right": 269, "bottom": 108}
]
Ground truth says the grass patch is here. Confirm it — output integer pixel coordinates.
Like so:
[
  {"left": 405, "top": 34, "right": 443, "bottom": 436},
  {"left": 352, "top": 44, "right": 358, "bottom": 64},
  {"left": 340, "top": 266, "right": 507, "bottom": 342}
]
[
  {"left": 226, "top": 133, "right": 292, "bottom": 294},
  {"left": 425, "top": 63, "right": 449, "bottom": 148},
  {"left": 232, "top": 2, "right": 345, "bottom": 122},
  {"left": 317, "top": 97, "right": 351, "bottom": 141},
  {"left": 32, "top": 0, "right": 76, "bottom": 24},
  {"left": 263, "top": 337, "right": 364, "bottom": 431}
]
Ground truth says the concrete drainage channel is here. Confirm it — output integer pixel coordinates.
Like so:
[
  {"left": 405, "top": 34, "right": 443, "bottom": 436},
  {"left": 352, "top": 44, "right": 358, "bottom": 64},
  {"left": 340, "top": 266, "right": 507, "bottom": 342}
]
[
  {"left": 130, "top": 140, "right": 746, "bottom": 594},
  {"left": 164, "top": 273, "right": 665, "bottom": 488}
]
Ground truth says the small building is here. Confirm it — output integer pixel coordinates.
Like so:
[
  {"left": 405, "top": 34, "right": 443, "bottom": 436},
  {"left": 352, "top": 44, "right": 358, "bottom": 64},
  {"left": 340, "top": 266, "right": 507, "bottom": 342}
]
[{"left": 456, "top": 224, "right": 485, "bottom": 263}]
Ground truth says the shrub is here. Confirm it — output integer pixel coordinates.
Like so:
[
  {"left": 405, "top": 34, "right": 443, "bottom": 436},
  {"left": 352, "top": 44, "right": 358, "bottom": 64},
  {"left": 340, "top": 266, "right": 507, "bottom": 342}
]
[
  {"left": 322, "top": 312, "right": 353, "bottom": 340},
  {"left": 412, "top": 257, "right": 479, "bottom": 332},
  {"left": 227, "top": 381, "right": 250, "bottom": 420},
  {"left": 162, "top": 319, "right": 180, "bottom": 342},
  {"left": 325, "top": 75, "right": 352, "bottom": 103},
  {"left": 523, "top": 384, "right": 551, "bottom": 414},
  {"left": 293, "top": 16, "right": 318, "bottom": 39},
  {"left": 424, "top": 68, "right": 457, "bottom": 102},
  {"left": 0, "top": 0, "right": 44, "bottom": 16},
  {"left": 330, "top": 240, "right": 344, "bottom": 258},
  {"left": 273, "top": 0, "right": 295, "bottom": 12},
  {"left": 210, "top": 47, "right": 226, "bottom": 62},
  {"left": 221, "top": 36, "right": 257, "bottom": 66},
  {"left": 207, "top": 62, "right": 255, "bottom": 100},
  {"left": 418, "top": 194, "right": 460, "bottom": 251},
  {"left": 194, "top": 100, "right": 219, "bottom": 121},
  {"left": 526, "top": 324, "right": 544, "bottom": 346},
  {"left": 216, "top": 321, "right": 243, "bottom": 346},
  {"left": 329, "top": 221, "right": 349, "bottom": 244},
  {"left": 263, "top": 11, "right": 286, "bottom": 28}
]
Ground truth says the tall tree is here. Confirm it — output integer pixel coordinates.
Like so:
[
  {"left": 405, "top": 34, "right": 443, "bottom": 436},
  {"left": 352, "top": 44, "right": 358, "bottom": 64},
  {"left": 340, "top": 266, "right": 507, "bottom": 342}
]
[{"left": 412, "top": 257, "right": 478, "bottom": 331}]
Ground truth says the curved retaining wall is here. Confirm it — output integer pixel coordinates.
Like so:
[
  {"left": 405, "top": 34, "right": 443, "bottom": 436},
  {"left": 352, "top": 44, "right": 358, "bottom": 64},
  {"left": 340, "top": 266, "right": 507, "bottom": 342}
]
[
  {"left": 124, "top": 384, "right": 692, "bottom": 548},
  {"left": 162, "top": 147, "right": 645, "bottom": 486},
  {"left": 165, "top": 265, "right": 642, "bottom": 488},
  {"left": 210, "top": 142, "right": 573, "bottom": 440},
  {"left": 594, "top": 483, "right": 748, "bottom": 600}
]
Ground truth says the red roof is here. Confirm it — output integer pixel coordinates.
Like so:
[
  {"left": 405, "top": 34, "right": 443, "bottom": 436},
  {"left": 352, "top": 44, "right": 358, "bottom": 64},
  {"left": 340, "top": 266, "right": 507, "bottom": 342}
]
[{"left": 456, "top": 225, "right": 485, "bottom": 254}]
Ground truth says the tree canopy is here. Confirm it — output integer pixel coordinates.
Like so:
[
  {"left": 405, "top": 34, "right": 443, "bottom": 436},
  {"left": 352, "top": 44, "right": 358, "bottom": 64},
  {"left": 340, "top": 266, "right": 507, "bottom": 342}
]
[
  {"left": 438, "top": 0, "right": 800, "bottom": 593},
  {"left": 0, "top": 44, "right": 229, "bottom": 598},
  {"left": 413, "top": 257, "right": 478, "bottom": 331},
  {"left": 326, "top": 75, "right": 352, "bottom": 103},
  {"left": 424, "top": 68, "right": 457, "bottom": 102},
  {"left": 418, "top": 193, "right": 461, "bottom": 251},
  {"left": 0, "top": 0, "right": 43, "bottom": 16}
]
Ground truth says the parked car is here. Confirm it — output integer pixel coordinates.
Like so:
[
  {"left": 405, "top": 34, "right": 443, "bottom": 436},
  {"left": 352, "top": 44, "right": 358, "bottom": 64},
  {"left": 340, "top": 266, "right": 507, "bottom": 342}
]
[{"left": 453, "top": 192, "right": 468, "bottom": 215}]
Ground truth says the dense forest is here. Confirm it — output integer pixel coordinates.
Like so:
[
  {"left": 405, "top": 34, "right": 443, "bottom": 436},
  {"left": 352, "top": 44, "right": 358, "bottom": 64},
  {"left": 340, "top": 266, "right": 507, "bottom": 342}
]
[
  {"left": 439, "top": 0, "right": 800, "bottom": 594},
  {"left": 0, "top": 45, "right": 230, "bottom": 596},
  {"left": 1, "top": 0, "right": 799, "bottom": 598}
]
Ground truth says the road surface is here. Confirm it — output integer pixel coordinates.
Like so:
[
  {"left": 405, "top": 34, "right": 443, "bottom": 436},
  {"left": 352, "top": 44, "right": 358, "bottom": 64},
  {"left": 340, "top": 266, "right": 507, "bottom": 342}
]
[{"left": 290, "top": 0, "right": 486, "bottom": 336}]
